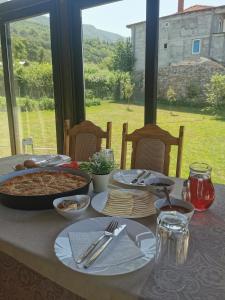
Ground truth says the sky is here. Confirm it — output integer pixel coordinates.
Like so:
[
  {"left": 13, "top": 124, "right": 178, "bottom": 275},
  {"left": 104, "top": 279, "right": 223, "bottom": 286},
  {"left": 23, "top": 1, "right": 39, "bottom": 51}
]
[{"left": 82, "top": 0, "right": 225, "bottom": 36}]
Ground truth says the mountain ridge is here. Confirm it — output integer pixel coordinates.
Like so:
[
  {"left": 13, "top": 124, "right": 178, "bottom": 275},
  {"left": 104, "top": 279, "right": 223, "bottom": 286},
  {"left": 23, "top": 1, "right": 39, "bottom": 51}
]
[{"left": 30, "top": 15, "right": 125, "bottom": 43}]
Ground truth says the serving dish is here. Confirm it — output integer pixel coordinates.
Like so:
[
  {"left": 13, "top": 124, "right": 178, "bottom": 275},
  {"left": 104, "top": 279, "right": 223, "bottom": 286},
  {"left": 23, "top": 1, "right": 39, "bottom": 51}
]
[
  {"left": 113, "top": 169, "right": 164, "bottom": 187},
  {"left": 91, "top": 189, "right": 156, "bottom": 218},
  {"left": 154, "top": 198, "right": 194, "bottom": 221},
  {"left": 0, "top": 167, "right": 91, "bottom": 210},
  {"left": 53, "top": 195, "right": 90, "bottom": 219},
  {"left": 145, "top": 177, "right": 175, "bottom": 197}
]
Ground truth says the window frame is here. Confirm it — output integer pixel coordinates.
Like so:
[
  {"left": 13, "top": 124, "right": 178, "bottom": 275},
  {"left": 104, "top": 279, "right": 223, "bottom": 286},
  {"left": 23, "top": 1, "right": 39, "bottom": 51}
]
[
  {"left": 0, "top": 0, "right": 160, "bottom": 155},
  {"left": 0, "top": 0, "right": 64, "bottom": 154}
]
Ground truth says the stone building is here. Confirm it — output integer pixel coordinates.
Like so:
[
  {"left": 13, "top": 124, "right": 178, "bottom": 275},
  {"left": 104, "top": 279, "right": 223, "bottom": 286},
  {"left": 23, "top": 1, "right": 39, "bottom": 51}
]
[
  {"left": 127, "top": 1, "right": 225, "bottom": 102},
  {"left": 127, "top": 1, "right": 225, "bottom": 69}
]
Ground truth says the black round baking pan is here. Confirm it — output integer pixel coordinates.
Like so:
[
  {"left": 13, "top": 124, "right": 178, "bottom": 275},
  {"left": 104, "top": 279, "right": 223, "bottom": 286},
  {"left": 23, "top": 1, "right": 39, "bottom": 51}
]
[{"left": 0, "top": 167, "right": 91, "bottom": 210}]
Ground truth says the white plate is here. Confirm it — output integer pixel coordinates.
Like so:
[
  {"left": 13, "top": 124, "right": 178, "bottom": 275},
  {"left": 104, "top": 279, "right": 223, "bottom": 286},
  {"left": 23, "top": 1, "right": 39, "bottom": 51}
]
[
  {"left": 13, "top": 155, "right": 71, "bottom": 170},
  {"left": 54, "top": 217, "right": 156, "bottom": 276},
  {"left": 33, "top": 154, "right": 71, "bottom": 166},
  {"left": 113, "top": 169, "right": 165, "bottom": 187},
  {"left": 91, "top": 190, "right": 156, "bottom": 219}
]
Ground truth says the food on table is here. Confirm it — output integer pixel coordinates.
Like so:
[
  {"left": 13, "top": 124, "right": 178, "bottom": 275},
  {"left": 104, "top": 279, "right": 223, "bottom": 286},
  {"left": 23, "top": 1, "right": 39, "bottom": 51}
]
[
  {"left": 23, "top": 159, "right": 38, "bottom": 168},
  {"left": 15, "top": 159, "right": 38, "bottom": 171},
  {"left": 160, "top": 205, "right": 191, "bottom": 214},
  {"left": 103, "top": 189, "right": 155, "bottom": 216},
  {"left": 0, "top": 171, "right": 87, "bottom": 196},
  {"left": 15, "top": 164, "right": 26, "bottom": 171},
  {"left": 59, "top": 161, "right": 79, "bottom": 169},
  {"left": 57, "top": 199, "right": 86, "bottom": 211}
]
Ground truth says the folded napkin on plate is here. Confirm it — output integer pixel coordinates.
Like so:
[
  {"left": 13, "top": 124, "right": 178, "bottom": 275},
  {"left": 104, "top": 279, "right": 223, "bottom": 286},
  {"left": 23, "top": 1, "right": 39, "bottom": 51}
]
[{"left": 68, "top": 230, "right": 144, "bottom": 268}]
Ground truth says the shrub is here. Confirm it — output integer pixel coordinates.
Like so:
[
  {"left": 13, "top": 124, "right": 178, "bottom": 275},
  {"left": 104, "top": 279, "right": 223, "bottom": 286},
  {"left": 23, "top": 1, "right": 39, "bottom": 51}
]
[
  {"left": 85, "top": 98, "right": 101, "bottom": 107},
  {"left": 167, "top": 86, "right": 177, "bottom": 104},
  {"left": 84, "top": 63, "right": 116, "bottom": 99},
  {"left": 205, "top": 73, "right": 225, "bottom": 109},
  {"left": 114, "top": 72, "right": 134, "bottom": 102},
  {"left": 38, "top": 97, "right": 55, "bottom": 110},
  {"left": 0, "top": 97, "right": 7, "bottom": 112},
  {"left": 17, "top": 98, "right": 38, "bottom": 112}
]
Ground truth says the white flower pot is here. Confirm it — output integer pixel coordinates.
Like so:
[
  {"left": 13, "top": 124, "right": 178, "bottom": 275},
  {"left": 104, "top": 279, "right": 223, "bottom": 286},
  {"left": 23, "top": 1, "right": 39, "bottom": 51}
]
[{"left": 92, "top": 173, "right": 110, "bottom": 193}]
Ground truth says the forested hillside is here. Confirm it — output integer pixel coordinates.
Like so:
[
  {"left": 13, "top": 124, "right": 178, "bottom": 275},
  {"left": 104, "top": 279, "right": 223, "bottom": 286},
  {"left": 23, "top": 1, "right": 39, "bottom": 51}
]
[
  {"left": 0, "top": 15, "right": 135, "bottom": 106},
  {"left": 9, "top": 15, "right": 124, "bottom": 63}
]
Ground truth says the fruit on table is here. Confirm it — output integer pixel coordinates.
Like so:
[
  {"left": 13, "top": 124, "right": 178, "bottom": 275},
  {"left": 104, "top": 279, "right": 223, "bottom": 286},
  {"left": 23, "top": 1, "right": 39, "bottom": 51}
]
[
  {"left": 24, "top": 160, "right": 38, "bottom": 168},
  {"left": 15, "top": 164, "right": 26, "bottom": 171}
]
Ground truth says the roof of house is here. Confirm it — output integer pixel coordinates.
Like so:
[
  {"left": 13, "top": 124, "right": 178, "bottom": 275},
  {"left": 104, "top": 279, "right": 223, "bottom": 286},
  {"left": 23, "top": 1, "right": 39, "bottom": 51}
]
[
  {"left": 127, "top": 4, "right": 222, "bottom": 28},
  {"left": 183, "top": 5, "right": 214, "bottom": 13}
]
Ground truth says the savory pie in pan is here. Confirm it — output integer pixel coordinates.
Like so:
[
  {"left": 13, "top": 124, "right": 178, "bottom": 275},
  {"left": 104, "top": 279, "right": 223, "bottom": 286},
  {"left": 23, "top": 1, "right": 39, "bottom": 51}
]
[{"left": 0, "top": 171, "right": 87, "bottom": 196}]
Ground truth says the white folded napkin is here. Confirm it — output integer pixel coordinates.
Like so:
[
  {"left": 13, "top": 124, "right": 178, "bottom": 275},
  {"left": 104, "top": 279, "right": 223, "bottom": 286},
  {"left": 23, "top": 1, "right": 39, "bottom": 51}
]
[{"left": 68, "top": 230, "right": 144, "bottom": 269}]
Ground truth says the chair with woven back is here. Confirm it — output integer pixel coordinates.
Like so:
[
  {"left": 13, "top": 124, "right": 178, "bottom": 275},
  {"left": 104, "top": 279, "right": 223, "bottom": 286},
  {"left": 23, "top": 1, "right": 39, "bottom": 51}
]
[
  {"left": 64, "top": 120, "right": 112, "bottom": 161},
  {"left": 120, "top": 123, "right": 184, "bottom": 177}
]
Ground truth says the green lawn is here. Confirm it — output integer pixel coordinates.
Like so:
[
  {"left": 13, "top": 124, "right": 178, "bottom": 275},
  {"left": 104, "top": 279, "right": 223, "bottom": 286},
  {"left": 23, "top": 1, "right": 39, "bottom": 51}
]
[{"left": 0, "top": 101, "right": 224, "bottom": 184}]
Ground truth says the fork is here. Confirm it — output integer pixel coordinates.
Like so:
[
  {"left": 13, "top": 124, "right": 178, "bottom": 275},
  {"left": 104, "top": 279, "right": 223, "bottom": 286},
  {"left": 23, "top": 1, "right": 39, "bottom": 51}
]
[{"left": 76, "top": 220, "right": 118, "bottom": 264}]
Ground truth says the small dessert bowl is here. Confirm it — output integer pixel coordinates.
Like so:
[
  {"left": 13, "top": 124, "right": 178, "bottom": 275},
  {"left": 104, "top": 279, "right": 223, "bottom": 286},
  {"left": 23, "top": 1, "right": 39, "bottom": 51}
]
[
  {"left": 53, "top": 195, "right": 90, "bottom": 220},
  {"left": 154, "top": 198, "right": 194, "bottom": 221},
  {"left": 145, "top": 177, "right": 175, "bottom": 197}
]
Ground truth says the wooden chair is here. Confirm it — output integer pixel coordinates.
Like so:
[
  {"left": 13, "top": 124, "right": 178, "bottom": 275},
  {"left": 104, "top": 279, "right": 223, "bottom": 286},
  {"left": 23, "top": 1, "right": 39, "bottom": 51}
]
[
  {"left": 64, "top": 120, "right": 112, "bottom": 161},
  {"left": 120, "top": 123, "right": 184, "bottom": 177}
]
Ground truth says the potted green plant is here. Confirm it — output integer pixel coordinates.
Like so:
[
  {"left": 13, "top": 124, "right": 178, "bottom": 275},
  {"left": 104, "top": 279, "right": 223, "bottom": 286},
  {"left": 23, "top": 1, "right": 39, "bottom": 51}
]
[{"left": 80, "top": 152, "right": 115, "bottom": 193}]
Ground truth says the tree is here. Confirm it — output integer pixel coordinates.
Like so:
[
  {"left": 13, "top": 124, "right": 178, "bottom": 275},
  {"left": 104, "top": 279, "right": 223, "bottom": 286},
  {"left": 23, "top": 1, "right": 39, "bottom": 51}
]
[
  {"left": 112, "top": 40, "right": 134, "bottom": 73},
  {"left": 114, "top": 72, "right": 134, "bottom": 105}
]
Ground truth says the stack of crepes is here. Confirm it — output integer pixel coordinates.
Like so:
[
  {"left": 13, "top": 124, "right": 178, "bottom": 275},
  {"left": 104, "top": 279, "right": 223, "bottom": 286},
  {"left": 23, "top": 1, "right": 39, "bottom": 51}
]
[{"left": 103, "top": 189, "right": 156, "bottom": 218}]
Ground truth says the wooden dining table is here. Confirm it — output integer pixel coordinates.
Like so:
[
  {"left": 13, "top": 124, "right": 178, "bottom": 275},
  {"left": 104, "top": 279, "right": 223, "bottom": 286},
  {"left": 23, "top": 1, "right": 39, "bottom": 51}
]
[{"left": 0, "top": 155, "right": 225, "bottom": 300}]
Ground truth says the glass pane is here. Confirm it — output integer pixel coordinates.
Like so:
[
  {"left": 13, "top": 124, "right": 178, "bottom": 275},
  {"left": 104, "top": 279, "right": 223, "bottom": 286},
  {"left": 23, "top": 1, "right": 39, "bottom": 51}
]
[
  {"left": 10, "top": 14, "right": 57, "bottom": 154},
  {"left": 0, "top": 39, "right": 11, "bottom": 157},
  {"left": 157, "top": 0, "right": 225, "bottom": 183},
  {"left": 0, "top": 0, "right": 12, "bottom": 3},
  {"left": 83, "top": 0, "right": 146, "bottom": 166}
]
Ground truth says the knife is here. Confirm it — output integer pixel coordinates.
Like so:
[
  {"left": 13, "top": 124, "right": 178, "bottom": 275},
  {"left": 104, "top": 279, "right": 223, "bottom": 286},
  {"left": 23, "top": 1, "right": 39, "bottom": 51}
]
[
  {"left": 130, "top": 170, "right": 146, "bottom": 184},
  {"left": 84, "top": 224, "right": 127, "bottom": 268}
]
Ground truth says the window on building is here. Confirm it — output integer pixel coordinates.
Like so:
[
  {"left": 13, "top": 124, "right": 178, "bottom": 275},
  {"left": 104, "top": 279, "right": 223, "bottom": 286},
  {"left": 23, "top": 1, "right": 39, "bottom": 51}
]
[
  {"left": 219, "top": 19, "right": 223, "bottom": 32},
  {"left": 164, "top": 43, "right": 168, "bottom": 49},
  {"left": 192, "top": 39, "right": 201, "bottom": 54}
]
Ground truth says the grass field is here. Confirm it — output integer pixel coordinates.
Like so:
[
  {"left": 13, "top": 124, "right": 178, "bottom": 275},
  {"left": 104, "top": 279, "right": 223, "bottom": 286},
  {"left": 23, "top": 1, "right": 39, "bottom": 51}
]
[{"left": 0, "top": 101, "right": 224, "bottom": 183}]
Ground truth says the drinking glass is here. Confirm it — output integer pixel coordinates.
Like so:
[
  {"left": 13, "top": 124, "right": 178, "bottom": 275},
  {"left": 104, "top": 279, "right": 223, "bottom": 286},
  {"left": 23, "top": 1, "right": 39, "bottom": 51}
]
[
  {"left": 101, "top": 149, "right": 114, "bottom": 162},
  {"left": 156, "top": 211, "right": 189, "bottom": 265},
  {"left": 186, "top": 162, "right": 215, "bottom": 212}
]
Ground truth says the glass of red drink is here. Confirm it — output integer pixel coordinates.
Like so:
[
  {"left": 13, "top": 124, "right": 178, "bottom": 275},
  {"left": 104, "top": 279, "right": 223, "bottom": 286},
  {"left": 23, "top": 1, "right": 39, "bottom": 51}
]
[{"left": 186, "top": 163, "right": 215, "bottom": 212}]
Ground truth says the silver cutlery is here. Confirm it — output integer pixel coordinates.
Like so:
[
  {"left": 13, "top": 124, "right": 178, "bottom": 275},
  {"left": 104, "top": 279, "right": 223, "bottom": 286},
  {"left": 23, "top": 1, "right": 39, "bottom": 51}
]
[
  {"left": 138, "top": 171, "right": 152, "bottom": 185},
  {"left": 130, "top": 170, "right": 146, "bottom": 184},
  {"left": 76, "top": 220, "right": 118, "bottom": 264},
  {"left": 84, "top": 224, "right": 127, "bottom": 269}
]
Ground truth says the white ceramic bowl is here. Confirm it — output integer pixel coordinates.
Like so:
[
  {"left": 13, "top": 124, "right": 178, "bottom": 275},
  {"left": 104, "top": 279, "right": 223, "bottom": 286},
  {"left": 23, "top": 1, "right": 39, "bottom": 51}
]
[
  {"left": 154, "top": 198, "right": 194, "bottom": 221},
  {"left": 53, "top": 195, "right": 90, "bottom": 220},
  {"left": 145, "top": 177, "right": 175, "bottom": 197}
]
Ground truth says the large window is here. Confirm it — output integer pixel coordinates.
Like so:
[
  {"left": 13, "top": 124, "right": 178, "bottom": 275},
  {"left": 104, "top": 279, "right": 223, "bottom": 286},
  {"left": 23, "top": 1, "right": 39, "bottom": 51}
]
[
  {"left": 0, "top": 39, "right": 11, "bottom": 157},
  {"left": 82, "top": 0, "right": 146, "bottom": 166},
  {"left": 157, "top": 0, "right": 225, "bottom": 183},
  {"left": 9, "top": 15, "right": 57, "bottom": 154}
]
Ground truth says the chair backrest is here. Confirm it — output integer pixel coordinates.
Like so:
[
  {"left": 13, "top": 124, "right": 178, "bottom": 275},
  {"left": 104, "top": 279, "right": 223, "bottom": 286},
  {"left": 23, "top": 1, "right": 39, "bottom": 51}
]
[
  {"left": 120, "top": 123, "right": 184, "bottom": 177},
  {"left": 64, "top": 120, "right": 112, "bottom": 161}
]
